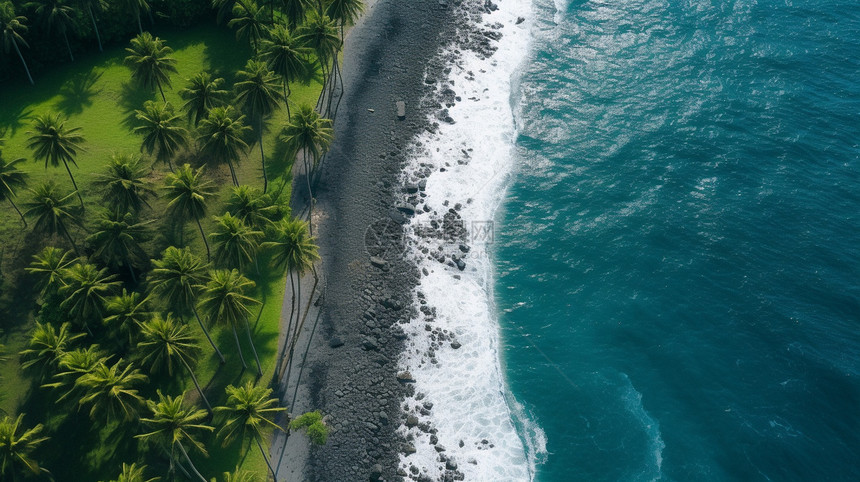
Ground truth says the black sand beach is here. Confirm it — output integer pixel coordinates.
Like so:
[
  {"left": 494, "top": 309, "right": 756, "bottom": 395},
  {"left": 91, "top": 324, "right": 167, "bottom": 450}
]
[{"left": 272, "top": 0, "right": 460, "bottom": 480}]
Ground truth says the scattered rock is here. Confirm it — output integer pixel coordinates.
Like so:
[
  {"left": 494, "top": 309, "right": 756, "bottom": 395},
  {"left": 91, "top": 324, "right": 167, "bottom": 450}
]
[
  {"left": 516, "top": 16, "right": 525, "bottom": 25},
  {"left": 397, "top": 371, "right": 416, "bottom": 383},
  {"left": 450, "top": 341, "right": 461, "bottom": 350},
  {"left": 368, "top": 108, "right": 376, "bottom": 113},
  {"left": 370, "top": 256, "right": 389, "bottom": 269},
  {"left": 370, "top": 464, "right": 383, "bottom": 481},
  {"left": 396, "top": 100, "right": 406, "bottom": 119},
  {"left": 446, "top": 458, "right": 458, "bottom": 470},
  {"left": 406, "top": 415, "right": 419, "bottom": 428},
  {"left": 329, "top": 336, "right": 344, "bottom": 348}
]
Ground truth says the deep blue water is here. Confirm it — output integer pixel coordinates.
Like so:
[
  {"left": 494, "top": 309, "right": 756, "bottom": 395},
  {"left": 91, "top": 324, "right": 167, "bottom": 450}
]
[{"left": 497, "top": 0, "right": 860, "bottom": 480}]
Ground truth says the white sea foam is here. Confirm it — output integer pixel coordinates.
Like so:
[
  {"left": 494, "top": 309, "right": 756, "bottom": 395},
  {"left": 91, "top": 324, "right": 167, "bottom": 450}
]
[{"left": 395, "top": 0, "right": 546, "bottom": 480}]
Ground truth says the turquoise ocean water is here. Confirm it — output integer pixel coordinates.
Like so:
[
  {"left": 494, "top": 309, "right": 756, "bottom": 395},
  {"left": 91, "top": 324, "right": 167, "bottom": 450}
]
[{"left": 497, "top": 0, "right": 860, "bottom": 480}]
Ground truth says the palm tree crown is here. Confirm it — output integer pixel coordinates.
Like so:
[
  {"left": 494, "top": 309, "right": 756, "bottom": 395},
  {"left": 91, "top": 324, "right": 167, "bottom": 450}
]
[
  {"left": 261, "top": 23, "right": 311, "bottom": 119},
  {"left": 29, "top": 0, "right": 77, "bottom": 61},
  {"left": 76, "top": 358, "right": 147, "bottom": 422},
  {"left": 23, "top": 181, "right": 81, "bottom": 253},
  {"left": 179, "top": 71, "right": 228, "bottom": 126},
  {"left": 228, "top": 0, "right": 266, "bottom": 53},
  {"left": 20, "top": 321, "right": 84, "bottom": 377},
  {"left": 60, "top": 261, "right": 121, "bottom": 334},
  {"left": 210, "top": 212, "right": 263, "bottom": 272},
  {"left": 26, "top": 246, "right": 75, "bottom": 297},
  {"left": 134, "top": 100, "right": 188, "bottom": 170},
  {"left": 136, "top": 391, "right": 213, "bottom": 482},
  {"left": 87, "top": 209, "right": 152, "bottom": 280},
  {"left": 198, "top": 268, "right": 261, "bottom": 373},
  {"left": 93, "top": 153, "right": 155, "bottom": 214},
  {"left": 0, "top": 2, "right": 35, "bottom": 84},
  {"left": 235, "top": 59, "right": 283, "bottom": 193},
  {"left": 0, "top": 146, "right": 29, "bottom": 226},
  {"left": 215, "top": 381, "right": 285, "bottom": 479},
  {"left": 125, "top": 32, "right": 178, "bottom": 102},
  {"left": 27, "top": 113, "right": 86, "bottom": 206},
  {"left": 264, "top": 217, "right": 319, "bottom": 274},
  {"left": 164, "top": 164, "right": 215, "bottom": 259},
  {"left": 0, "top": 414, "right": 50, "bottom": 479},
  {"left": 197, "top": 107, "right": 250, "bottom": 187}
]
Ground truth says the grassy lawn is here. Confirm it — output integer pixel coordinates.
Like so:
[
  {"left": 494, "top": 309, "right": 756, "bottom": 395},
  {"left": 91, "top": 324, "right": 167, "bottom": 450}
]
[{"left": 0, "top": 21, "right": 321, "bottom": 481}]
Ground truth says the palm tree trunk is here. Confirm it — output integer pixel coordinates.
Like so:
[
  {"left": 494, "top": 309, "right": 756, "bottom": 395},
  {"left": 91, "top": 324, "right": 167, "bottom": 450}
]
[
  {"left": 126, "top": 256, "right": 138, "bottom": 284},
  {"left": 157, "top": 82, "right": 166, "bottom": 103},
  {"left": 227, "top": 160, "right": 239, "bottom": 186},
  {"left": 62, "top": 160, "right": 85, "bottom": 208},
  {"left": 258, "top": 120, "right": 268, "bottom": 193},
  {"left": 58, "top": 219, "right": 79, "bottom": 256},
  {"left": 87, "top": 6, "right": 103, "bottom": 52},
  {"left": 232, "top": 324, "right": 248, "bottom": 369},
  {"left": 180, "top": 357, "right": 213, "bottom": 414},
  {"left": 11, "top": 37, "right": 34, "bottom": 85},
  {"left": 255, "top": 436, "right": 278, "bottom": 481},
  {"left": 8, "top": 198, "right": 26, "bottom": 227},
  {"left": 279, "top": 272, "right": 300, "bottom": 380},
  {"left": 244, "top": 317, "right": 263, "bottom": 376},
  {"left": 176, "top": 442, "right": 208, "bottom": 482},
  {"left": 283, "top": 81, "right": 291, "bottom": 120},
  {"left": 195, "top": 217, "right": 211, "bottom": 260},
  {"left": 136, "top": 9, "right": 143, "bottom": 34},
  {"left": 304, "top": 148, "right": 314, "bottom": 236},
  {"left": 63, "top": 31, "right": 74, "bottom": 62},
  {"left": 283, "top": 269, "right": 317, "bottom": 392},
  {"left": 273, "top": 271, "right": 296, "bottom": 383},
  {"left": 193, "top": 306, "right": 226, "bottom": 363}
]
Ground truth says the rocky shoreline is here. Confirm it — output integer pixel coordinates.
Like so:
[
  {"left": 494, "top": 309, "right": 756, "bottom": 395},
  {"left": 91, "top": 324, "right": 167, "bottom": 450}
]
[{"left": 273, "top": 0, "right": 509, "bottom": 480}]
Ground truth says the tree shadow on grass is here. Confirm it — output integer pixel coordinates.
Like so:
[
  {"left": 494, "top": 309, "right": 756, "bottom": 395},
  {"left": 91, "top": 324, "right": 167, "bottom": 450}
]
[
  {"left": 0, "top": 105, "right": 34, "bottom": 140},
  {"left": 119, "top": 81, "right": 154, "bottom": 131},
  {"left": 54, "top": 70, "right": 103, "bottom": 116}
]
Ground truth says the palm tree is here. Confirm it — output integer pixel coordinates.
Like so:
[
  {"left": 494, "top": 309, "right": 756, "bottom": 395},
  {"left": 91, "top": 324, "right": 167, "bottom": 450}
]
[
  {"left": 234, "top": 59, "right": 283, "bottom": 193},
  {"left": 260, "top": 23, "right": 310, "bottom": 120},
  {"left": 23, "top": 181, "right": 81, "bottom": 254},
  {"left": 280, "top": 104, "right": 332, "bottom": 226},
  {"left": 78, "top": 0, "right": 106, "bottom": 51},
  {"left": 196, "top": 107, "right": 250, "bottom": 187},
  {"left": 60, "top": 261, "right": 121, "bottom": 335},
  {"left": 134, "top": 101, "right": 188, "bottom": 171},
  {"left": 42, "top": 344, "right": 110, "bottom": 402},
  {"left": 219, "top": 468, "right": 259, "bottom": 482},
  {"left": 136, "top": 391, "right": 213, "bottom": 482},
  {"left": 103, "top": 289, "right": 151, "bottom": 350},
  {"left": 281, "top": 0, "right": 311, "bottom": 30},
  {"left": 26, "top": 246, "right": 75, "bottom": 297},
  {"left": 118, "top": 0, "right": 150, "bottom": 34},
  {"left": 164, "top": 164, "right": 215, "bottom": 259},
  {"left": 0, "top": 414, "right": 50, "bottom": 480},
  {"left": 19, "top": 321, "right": 83, "bottom": 379},
  {"left": 296, "top": 11, "right": 339, "bottom": 113},
  {"left": 77, "top": 358, "right": 147, "bottom": 422},
  {"left": 263, "top": 218, "right": 317, "bottom": 379},
  {"left": 93, "top": 153, "right": 155, "bottom": 214},
  {"left": 0, "top": 147, "right": 28, "bottom": 226},
  {"left": 225, "top": 185, "right": 277, "bottom": 232},
  {"left": 138, "top": 314, "right": 213, "bottom": 413},
  {"left": 148, "top": 246, "right": 225, "bottom": 363},
  {"left": 26, "top": 113, "right": 86, "bottom": 207},
  {"left": 198, "top": 269, "right": 262, "bottom": 375},
  {"left": 210, "top": 213, "right": 263, "bottom": 272},
  {"left": 125, "top": 32, "right": 178, "bottom": 102},
  {"left": 215, "top": 382, "right": 284, "bottom": 480},
  {"left": 0, "top": 2, "right": 34, "bottom": 85},
  {"left": 179, "top": 72, "right": 228, "bottom": 127},
  {"left": 87, "top": 209, "right": 153, "bottom": 281},
  {"left": 227, "top": 0, "right": 266, "bottom": 54},
  {"left": 211, "top": 0, "right": 253, "bottom": 24},
  {"left": 29, "top": 0, "right": 77, "bottom": 62},
  {"left": 111, "top": 462, "right": 158, "bottom": 482}
]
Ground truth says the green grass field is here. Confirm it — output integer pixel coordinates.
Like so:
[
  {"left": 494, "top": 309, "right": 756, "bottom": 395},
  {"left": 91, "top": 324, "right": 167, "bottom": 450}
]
[{"left": 0, "top": 21, "right": 321, "bottom": 481}]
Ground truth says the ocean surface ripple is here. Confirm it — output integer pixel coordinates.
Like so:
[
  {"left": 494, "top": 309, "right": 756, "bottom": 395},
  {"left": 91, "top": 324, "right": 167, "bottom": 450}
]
[{"left": 499, "top": 0, "right": 860, "bottom": 480}]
